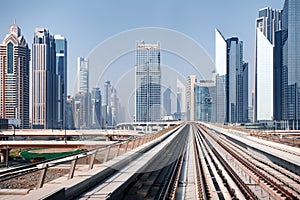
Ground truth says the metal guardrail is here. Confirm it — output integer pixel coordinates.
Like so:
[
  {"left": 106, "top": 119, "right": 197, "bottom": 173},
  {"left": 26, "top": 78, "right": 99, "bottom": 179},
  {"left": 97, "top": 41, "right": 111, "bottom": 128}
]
[{"left": 0, "top": 125, "right": 178, "bottom": 190}]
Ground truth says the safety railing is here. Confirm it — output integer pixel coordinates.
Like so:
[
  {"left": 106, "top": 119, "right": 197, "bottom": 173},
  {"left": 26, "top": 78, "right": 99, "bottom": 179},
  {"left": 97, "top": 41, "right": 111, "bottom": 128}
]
[{"left": 0, "top": 125, "right": 179, "bottom": 190}]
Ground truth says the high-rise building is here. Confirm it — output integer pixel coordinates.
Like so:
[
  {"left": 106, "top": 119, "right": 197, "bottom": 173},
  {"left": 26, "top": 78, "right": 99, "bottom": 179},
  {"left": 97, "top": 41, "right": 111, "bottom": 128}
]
[
  {"left": 54, "top": 34, "right": 67, "bottom": 129},
  {"left": 74, "top": 92, "right": 86, "bottom": 129},
  {"left": 255, "top": 7, "right": 282, "bottom": 122},
  {"left": 238, "top": 62, "right": 249, "bottom": 122},
  {"left": 103, "top": 80, "right": 112, "bottom": 126},
  {"left": 281, "top": 0, "right": 300, "bottom": 129},
  {"left": 194, "top": 80, "right": 216, "bottom": 122},
  {"left": 104, "top": 80, "right": 112, "bottom": 107},
  {"left": 215, "top": 29, "right": 227, "bottom": 123},
  {"left": 75, "top": 57, "right": 90, "bottom": 128},
  {"left": 227, "top": 37, "right": 248, "bottom": 123},
  {"left": 66, "top": 95, "right": 75, "bottom": 130},
  {"left": 274, "top": 29, "right": 283, "bottom": 122},
  {"left": 32, "top": 28, "right": 57, "bottom": 129},
  {"left": 91, "top": 88, "right": 102, "bottom": 128},
  {"left": 163, "top": 87, "right": 171, "bottom": 116},
  {"left": 110, "top": 87, "right": 119, "bottom": 126},
  {"left": 176, "top": 78, "right": 186, "bottom": 120},
  {"left": 135, "top": 41, "right": 161, "bottom": 122},
  {"left": 77, "top": 57, "right": 89, "bottom": 94},
  {"left": 186, "top": 75, "right": 197, "bottom": 121},
  {"left": 0, "top": 21, "right": 30, "bottom": 128}
]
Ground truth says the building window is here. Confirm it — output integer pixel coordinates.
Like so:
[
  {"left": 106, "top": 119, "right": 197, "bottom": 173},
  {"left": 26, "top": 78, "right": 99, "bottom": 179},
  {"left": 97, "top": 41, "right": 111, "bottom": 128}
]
[{"left": 7, "top": 42, "right": 14, "bottom": 74}]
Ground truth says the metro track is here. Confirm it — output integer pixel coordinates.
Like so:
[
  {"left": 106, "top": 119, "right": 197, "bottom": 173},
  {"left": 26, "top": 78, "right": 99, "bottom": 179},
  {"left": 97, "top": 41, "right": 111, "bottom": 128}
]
[
  {"left": 1, "top": 122, "right": 299, "bottom": 200},
  {"left": 198, "top": 123, "right": 300, "bottom": 200}
]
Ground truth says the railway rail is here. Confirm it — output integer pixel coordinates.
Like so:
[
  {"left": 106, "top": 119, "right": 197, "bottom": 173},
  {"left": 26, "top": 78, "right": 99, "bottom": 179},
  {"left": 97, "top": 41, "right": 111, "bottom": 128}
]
[
  {"left": 198, "top": 123, "right": 300, "bottom": 200},
  {"left": 0, "top": 122, "right": 299, "bottom": 200}
]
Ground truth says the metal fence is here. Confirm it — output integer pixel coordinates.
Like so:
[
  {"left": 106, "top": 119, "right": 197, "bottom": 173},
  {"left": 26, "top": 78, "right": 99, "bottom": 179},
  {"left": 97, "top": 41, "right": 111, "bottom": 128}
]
[{"left": 0, "top": 125, "right": 178, "bottom": 190}]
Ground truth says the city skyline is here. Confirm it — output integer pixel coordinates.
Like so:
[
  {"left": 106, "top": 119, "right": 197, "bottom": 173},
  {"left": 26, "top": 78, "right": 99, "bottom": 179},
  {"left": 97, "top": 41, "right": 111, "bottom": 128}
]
[
  {"left": 0, "top": 1, "right": 284, "bottom": 96},
  {"left": 0, "top": 0, "right": 298, "bottom": 127}
]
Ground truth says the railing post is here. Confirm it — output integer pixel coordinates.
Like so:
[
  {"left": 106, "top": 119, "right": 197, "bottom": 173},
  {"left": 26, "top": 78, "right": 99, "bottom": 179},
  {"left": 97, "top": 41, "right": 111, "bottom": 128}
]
[
  {"left": 115, "top": 143, "right": 121, "bottom": 158},
  {"left": 36, "top": 163, "right": 48, "bottom": 189},
  {"left": 141, "top": 137, "right": 145, "bottom": 145},
  {"left": 103, "top": 146, "right": 111, "bottom": 163},
  {"left": 131, "top": 139, "right": 136, "bottom": 150},
  {"left": 124, "top": 141, "right": 129, "bottom": 152},
  {"left": 137, "top": 137, "right": 141, "bottom": 147},
  {"left": 89, "top": 150, "right": 97, "bottom": 170},
  {"left": 68, "top": 156, "right": 78, "bottom": 180}
]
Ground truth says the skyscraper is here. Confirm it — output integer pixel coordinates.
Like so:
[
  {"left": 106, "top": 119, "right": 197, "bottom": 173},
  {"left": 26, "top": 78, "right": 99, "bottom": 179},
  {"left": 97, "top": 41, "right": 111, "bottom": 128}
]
[
  {"left": 110, "top": 87, "right": 121, "bottom": 126},
  {"left": 66, "top": 95, "right": 75, "bottom": 130},
  {"left": 0, "top": 21, "right": 30, "bottom": 128},
  {"left": 77, "top": 57, "right": 89, "bottom": 94},
  {"left": 54, "top": 34, "right": 67, "bottom": 129},
  {"left": 102, "top": 80, "right": 112, "bottom": 126},
  {"left": 176, "top": 78, "right": 186, "bottom": 120},
  {"left": 227, "top": 37, "right": 248, "bottom": 123},
  {"left": 194, "top": 80, "right": 216, "bottom": 122},
  {"left": 186, "top": 75, "right": 197, "bottom": 121},
  {"left": 281, "top": 0, "right": 300, "bottom": 129},
  {"left": 135, "top": 41, "right": 161, "bottom": 122},
  {"left": 75, "top": 57, "right": 90, "bottom": 128},
  {"left": 255, "top": 7, "right": 282, "bottom": 122},
  {"left": 91, "top": 88, "right": 102, "bottom": 128},
  {"left": 163, "top": 87, "right": 171, "bottom": 116},
  {"left": 238, "top": 62, "right": 249, "bottom": 122},
  {"left": 32, "top": 28, "right": 57, "bottom": 129},
  {"left": 215, "top": 29, "right": 227, "bottom": 123}
]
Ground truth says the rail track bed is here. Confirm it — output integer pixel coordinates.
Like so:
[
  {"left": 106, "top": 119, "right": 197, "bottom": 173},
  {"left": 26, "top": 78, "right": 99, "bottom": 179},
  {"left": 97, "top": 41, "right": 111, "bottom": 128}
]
[{"left": 0, "top": 122, "right": 299, "bottom": 200}]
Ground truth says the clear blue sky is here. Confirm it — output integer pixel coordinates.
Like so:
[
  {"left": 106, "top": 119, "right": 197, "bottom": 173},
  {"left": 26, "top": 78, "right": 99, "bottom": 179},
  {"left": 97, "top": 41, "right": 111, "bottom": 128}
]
[{"left": 0, "top": 0, "right": 284, "bottom": 95}]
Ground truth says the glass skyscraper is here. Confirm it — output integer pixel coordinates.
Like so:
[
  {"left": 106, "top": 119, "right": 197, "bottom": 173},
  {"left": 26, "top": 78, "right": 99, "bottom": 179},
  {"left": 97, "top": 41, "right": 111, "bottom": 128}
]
[
  {"left": 32, "top": 28, "right": 57, "bottom": 129},
  {"left": 135, "top": 41, "right": 161, "bottom": 122},
  {"left": 215, "top": 29, "right": 227, "bottom": 123},
  {"left": 281, "top": 0, "right": 300, "bottom": 129},
  {"left": 77, "top": 57, "right": 89, "bottom": 94},
  {"left": 176, "top": 78, "right": 186, "bottom": 120},
  {"left": 194, "top": 81, "right": 216, "bottom": 122},
  {"left": 163, "top": 87, "right": 171, "bottom": 116},
  {"left": 227, "top": 37, "right": 248, "bottom": 123},
  {"left": 255, "top": 7, "right": 282, "bottom": 121},
  {"left": 91, "top": 88, "right": 102, "bottom": 128},
  {"left": 0, "top": 21, "right": 30, "bottom": 128},
  {"left": 54, "top": 34, "right": 67, "bottom": 129},
  {"left": 75, "top": 57, "right": 90, "bottom": 128}
]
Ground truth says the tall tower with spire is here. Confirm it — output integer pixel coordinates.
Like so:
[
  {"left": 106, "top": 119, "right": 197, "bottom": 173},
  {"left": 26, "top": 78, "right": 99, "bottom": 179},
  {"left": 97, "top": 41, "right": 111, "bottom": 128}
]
[{"left": 0, "top": 20, "right": 31, "bottom": 128}]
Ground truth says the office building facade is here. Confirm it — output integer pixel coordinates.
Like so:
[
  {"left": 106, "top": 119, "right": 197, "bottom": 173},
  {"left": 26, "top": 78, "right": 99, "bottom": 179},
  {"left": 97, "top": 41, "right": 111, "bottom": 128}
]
[
  {"left": 194, "top": 81, "right": 216, "bottom": 122},
  {"left": 0, "top": 22, "right": 30, "bottom": 128},
  {"left": 227, "top": 37, "right": 248, "bottom": 123},
  {"left": 255, "top": 7, "right": 282, "bottom": 121},
  {"left": 186, "top": 75, "right": 197, "bottom": 121},
  {"left": 281, "top": 0, "right": 300, "bottom": 129},
  {"left": 75, "top": 57, "right": 90, "bottom": 128},
  {"left": 91, "top": 88, "right": 102, "bottom": 128},
  {"left": 54, "top": 34, "right": 67, "bottom": 129},
  {"left": 103, "top": 80, "right": 112, "bottom": 126},
  {"left": 215, "top": 29, "right": 227, "bottom": 123},
  {"left": 32, "top": 28, "right": 57, "bottom": 129},
  {"left": 135, "top": 41, "right": 161, "bottom": 122},
  {"left": 66, "top": 95, "right": 75, "bottom": 129},
  {"left": 163, "top": 87, "right": 171, "bottom": 116},
  {"left": 176, "top": 78, "right": 186, "bottom": 120}
]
